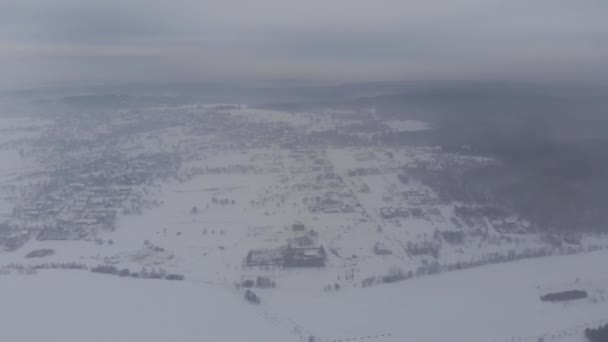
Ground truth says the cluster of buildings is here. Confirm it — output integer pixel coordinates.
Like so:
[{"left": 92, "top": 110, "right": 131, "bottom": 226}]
[
  {"left": 9, "top": 152, "right": 179, "bottom": 242},
  {"left": 308, "top": 190, "right": 362, "bottom": 214},
  {"left": 245, "top": 244, "right": 327, "bottom": 268}
]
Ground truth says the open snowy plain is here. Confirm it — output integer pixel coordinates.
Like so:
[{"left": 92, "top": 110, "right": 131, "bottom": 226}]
[{"left": 2, "top": 249, "right": 608, "bottom": 342}]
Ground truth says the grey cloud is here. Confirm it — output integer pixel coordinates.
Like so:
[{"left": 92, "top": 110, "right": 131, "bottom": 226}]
[{"left": 1, "top": 0, "right": 607, "bottom": 88}]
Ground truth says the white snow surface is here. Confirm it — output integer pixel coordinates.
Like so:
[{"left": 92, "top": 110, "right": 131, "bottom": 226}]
[
  {"left": 265, "top": 250, "right": 608, "bottom": 342},
  {"left": 2, "top": 250, "right": 608, "bottom": 342},
  {"left": 0, "top": 270, "right": 295, "bottom": 342}
]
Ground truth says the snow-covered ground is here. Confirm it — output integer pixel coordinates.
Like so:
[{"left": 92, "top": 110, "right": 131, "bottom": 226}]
[
  {"left": 265, "top": 249, "right": 608, "bottom": 342},
  {"left": 2, "top": 249, "right": 608, "bottom": 342},
  {"left": 0, "top": 270, "right": 296, "bottom": 342}
]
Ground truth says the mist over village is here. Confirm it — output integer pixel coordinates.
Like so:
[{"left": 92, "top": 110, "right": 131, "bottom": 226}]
[{"left": 2, "top": 1, "right": 608, "bottom": 342}]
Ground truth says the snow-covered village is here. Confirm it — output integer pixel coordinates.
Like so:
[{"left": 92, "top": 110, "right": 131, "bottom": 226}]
[
  {"left": 2, "top": 98, "right": 608, "bottom": 342},
  {"left": 3, "top": 1, "right": 608, "bottom": 340}
]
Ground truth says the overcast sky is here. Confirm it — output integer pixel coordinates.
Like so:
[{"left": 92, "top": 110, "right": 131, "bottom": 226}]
[{"left": 1, "top": 0, "right": 607, "bottom": 89}]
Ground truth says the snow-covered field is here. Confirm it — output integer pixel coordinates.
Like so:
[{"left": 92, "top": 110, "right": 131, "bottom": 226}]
[
  {"left": 2, "top": 249, "right": 608, "bottom": 342},
  {"left": 265, "top": 249, "right": 608, "bottom": 342},
  {"left": 0, "top": 270, "right": 295, "bottom": 342}
]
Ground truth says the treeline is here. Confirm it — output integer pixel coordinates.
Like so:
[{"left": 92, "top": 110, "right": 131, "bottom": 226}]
[
  {"left": 0, "top": 262, "right": 87, "bottom": 275},
  {"left": 238, "top": 276, "right": 276, "bottom": 289},
  {"left": 410, "top": 147, "right": 608, "bottom": 233},
  {"left": 0, "top": 262, "right": 185, "bottom": 282},
  {"left": 369, "top": 82, "right": 608, "bottom": 234},
  {"left": 91, "top": 265, "right": 185, "bottom": 281},
  {"left": 362, "top": 244, "right": 605, "bottom": 288},
  {"left": 585, "top": 323, "right": 608, "bottom": 342},
  {"left": 540, "top": 290, "right": 588, "bottom": 302}
]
